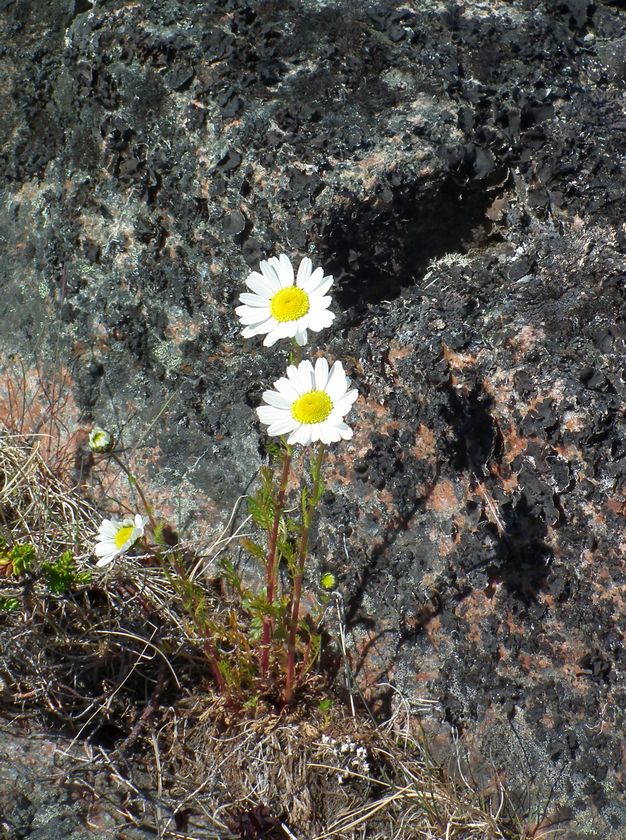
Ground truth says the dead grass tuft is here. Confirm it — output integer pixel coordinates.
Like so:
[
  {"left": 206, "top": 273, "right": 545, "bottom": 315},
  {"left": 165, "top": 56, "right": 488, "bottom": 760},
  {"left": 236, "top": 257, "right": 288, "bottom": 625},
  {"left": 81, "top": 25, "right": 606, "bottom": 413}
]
[
  {"left": 153, "top": 690, "right": 528, "bottom": 839},
  {"left": 0, "top": 431, "right": 97, "bottom": 560}
]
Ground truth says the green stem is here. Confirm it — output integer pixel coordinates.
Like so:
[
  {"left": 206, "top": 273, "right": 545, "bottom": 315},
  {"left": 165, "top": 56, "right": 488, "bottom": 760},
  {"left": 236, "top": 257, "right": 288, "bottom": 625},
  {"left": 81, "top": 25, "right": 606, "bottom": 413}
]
[
  {"left": 260, "top": 443, "right": 292, "bottom": 677},
  {"left": 284, "top": 442, "right": 325, "bottom": 704},
  {"left": 166, "top": 555, "right": 228, "bottom": 697},
  {"left": 110, "top": 453, "right": 158, "bottom": 532},
  {"left": 290, "top": 338, "right": 302, "bottom": 366}
]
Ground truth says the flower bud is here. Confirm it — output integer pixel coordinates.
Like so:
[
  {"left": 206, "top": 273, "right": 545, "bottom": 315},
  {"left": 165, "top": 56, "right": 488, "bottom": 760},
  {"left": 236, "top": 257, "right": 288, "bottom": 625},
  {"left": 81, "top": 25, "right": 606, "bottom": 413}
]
[{"left": 88, "top": 426, "right": 113, "bottom": 453}]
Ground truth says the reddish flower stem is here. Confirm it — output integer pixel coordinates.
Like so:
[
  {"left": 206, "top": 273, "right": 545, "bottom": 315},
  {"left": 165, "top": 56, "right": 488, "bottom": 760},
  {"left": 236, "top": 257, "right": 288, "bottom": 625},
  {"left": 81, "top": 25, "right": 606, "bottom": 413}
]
[
  {"left": 284, "top": 443, "right": 325, "bottom": 704},
  {"left": 202, "top": 638, "right": 228, "bottom": 696},
  {"left": 260, "top": 447, "right": 292, "bottom": 677}
]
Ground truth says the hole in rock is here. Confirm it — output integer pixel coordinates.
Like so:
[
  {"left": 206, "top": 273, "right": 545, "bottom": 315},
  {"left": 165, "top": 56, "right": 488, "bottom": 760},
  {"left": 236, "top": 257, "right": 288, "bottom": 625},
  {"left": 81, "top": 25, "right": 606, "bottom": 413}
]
[{"left": 441, "top": 383, "right": 502, "bottom": 475}]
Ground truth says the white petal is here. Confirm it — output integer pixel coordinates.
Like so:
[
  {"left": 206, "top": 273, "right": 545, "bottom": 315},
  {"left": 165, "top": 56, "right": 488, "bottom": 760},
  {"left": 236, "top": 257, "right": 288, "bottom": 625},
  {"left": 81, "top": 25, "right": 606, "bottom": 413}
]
[
  {"left": 308, "top": 276, "right": 334, "bottom": 296},
  {"left": 314, "top": 357, "right": 329, "bottom": 390},
  {"left": 267, "top": 417, "right": 299, "bottom": 436},
  {"left": 294, "top": 328, "right": 308, "bottom": 346},
  {"left": 287, "top": 361, "right": 311, "bottom": 391},
  {"left": 262, "top": 408, "right": 290, "bottom": 423},
  {"left": 308, "top": 294, "right": 332, "bottom": 310},
  {"left": 97, "top": 523, "right": 116, "bottom": 540},
  {"left": 245, "top": 272, "right": 275, "bottom": 296},
  {"left": 319, "top": 423, "right": 342, "bottom": 445},
  {"left": 242, "top": 317, "right": 278, "bottom": 337},
  {"left": 296, "top": 256, "right": 313, "bottom": 282},
  {"left": 306, "top": 311, "right": 335, "bottom": 332},
  {"left": 276, "top": 253, "right": 295, "bottom": 286},
  {"left": 257, "top": 405, "right": 288, "bottom": 424},
  {"left": 332, "top": 392, "right": 358, "bottom": 420},
  {"left": 298, "top": 265, "right": 324, "bottom": 293},
  {"left": 267, "top": 255, "right": 294, "bottom": 289},
  {"left": 325, "top": 362, "right": 351, "bottom": 400},
  {"left": 96, "top": 554, "right": 116, "bottom": 567},
  {"left": 239, "top": 292, "right": 271, "bottom": 308},
  {"left": 336, "top": 421, "right": 353, "bottom": 440},
  {"left": 288, "top": 424, "right": 313, "bottom": 446},
  {"left": 310, "top": 424, "right": 324, "bottom": 444},
  {"left": 285, "top": 364, "right": 301, "bottom": 388},
  {"left": 95, "top": 540, "right": 115, "bottom": 557},
  {"left": 295, "top": 361, "right": 315, "bottom": 393},
  {"left": 274, "top": 376, "right": 300, "bottom": 402},
  {"left": 261, "top": 391, "right": 292, "bottom": 409},
  {"left": 259, "top": 260, "right": 282, "bottom": 290},
  {"left": 236, "top": 307, "right": 274, "bottom": 326},
  {"left": 263, "top": 321, "right": 297, "bottom": 347}
]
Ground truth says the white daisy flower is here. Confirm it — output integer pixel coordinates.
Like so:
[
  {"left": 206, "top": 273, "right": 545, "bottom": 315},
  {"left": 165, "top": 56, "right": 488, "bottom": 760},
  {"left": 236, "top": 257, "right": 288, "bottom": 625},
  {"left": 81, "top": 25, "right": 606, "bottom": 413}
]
[
  {"left": 235, "top": 253, "right": 335, "bottom": 347},
  {"left": 88, "top": 426, "right": 113, "bottom": 453},
  {"left": 94, "top": 514, "right": 147, "bottom": 567},
  {"left": 257, "top": 357, "right": 358, "bottom": 446}
]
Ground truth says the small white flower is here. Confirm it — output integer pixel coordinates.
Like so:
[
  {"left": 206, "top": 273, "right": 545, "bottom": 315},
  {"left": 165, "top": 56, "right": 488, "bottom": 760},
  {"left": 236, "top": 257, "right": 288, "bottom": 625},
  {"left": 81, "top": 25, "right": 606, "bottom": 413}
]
[
  {"left": 235, "top": 253, "right": 335, "bottom": 347},
  {"left": 257, "top": 357, "right": 358, "bottom": 446},
  {"left": 88, "top": 426, "right": 113, "bottom": 453},
  {"left": 94, "top": 514, "right": 147, "bottom": 567}
]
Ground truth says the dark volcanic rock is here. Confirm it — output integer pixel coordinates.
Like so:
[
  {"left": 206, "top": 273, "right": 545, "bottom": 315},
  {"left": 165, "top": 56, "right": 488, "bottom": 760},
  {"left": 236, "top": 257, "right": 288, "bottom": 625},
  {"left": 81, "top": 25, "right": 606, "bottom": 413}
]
[{"left": 1, "top": 0, "right": 625, "bottom": 837}]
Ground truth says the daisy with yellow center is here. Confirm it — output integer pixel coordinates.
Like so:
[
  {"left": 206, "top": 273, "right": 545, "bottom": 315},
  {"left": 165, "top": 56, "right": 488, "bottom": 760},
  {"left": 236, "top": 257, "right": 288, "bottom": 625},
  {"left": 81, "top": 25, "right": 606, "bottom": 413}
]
[
  {"left": 257, "top": 358, "right": 358, "bottom": 446},
  {"left": 236, "top": 253, "right": 335, "bottom": 347},
  {"left": 94, "top": 513, "right": 147, "bottom": 567}
]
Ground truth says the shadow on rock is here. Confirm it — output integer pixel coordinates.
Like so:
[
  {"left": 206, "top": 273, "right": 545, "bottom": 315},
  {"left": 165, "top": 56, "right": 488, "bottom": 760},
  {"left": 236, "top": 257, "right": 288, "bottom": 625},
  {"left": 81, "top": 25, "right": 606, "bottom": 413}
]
[
  {"left": 321, "top": 174, "right": 502, "bottom": 321},
  {"left": 487, "top": 495, "right": 553, "bottom": 604}
]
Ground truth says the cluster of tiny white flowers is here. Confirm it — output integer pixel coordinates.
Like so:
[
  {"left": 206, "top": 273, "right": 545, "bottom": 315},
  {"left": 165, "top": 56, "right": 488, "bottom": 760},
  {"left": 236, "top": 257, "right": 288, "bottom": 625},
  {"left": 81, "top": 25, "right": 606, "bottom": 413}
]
[{"left": 320, "top": 734, "right": 370, "bottom": 784}]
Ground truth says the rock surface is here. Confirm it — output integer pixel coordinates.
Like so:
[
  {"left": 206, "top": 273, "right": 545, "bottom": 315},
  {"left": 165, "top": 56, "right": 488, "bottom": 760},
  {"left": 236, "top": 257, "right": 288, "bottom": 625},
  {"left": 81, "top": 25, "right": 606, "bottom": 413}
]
[{"left": 1, "top": 0, "right": 625, "bottom": 836}]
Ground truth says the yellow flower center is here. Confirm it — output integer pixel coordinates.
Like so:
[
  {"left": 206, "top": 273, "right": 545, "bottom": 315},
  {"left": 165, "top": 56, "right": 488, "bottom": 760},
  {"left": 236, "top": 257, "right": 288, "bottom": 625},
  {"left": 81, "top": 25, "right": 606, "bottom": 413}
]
[
  {"left": 291, "top": 390, "right": 333, "bottom": 424},
  {"left": 114, "top": 525, "right": 135, "bottom": 550},
  {"left": 270, "top": 286, "right": 310, "bottom": 322}
]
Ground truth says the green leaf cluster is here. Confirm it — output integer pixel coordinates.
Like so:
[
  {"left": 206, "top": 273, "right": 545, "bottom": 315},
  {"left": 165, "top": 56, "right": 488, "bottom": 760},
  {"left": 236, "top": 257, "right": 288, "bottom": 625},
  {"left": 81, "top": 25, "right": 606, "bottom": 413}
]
[
  {"left": 220, "top": 556, "right": 246, "bottom": 596},
  {"left": 0, "top": 596, "right": 19, "bottom": 612},
  {"left": 41, "top": 550, "right": 92, "bottom": 595},
  {"left": 0, "top": 541, "right": 36, "bottom": 577},
  {"left": 247, "top": 466, "right": 277, "bottom": 532},
  {"left": 0, "top": 536, "right": 92, "bottom": 594}
]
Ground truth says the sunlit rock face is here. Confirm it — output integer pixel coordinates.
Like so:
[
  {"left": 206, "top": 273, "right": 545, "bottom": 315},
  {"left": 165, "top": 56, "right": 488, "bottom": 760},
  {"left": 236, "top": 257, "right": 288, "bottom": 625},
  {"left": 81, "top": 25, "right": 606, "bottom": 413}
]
[{"left": 1, "top": 0, "right": 624, "bottom": 836}]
